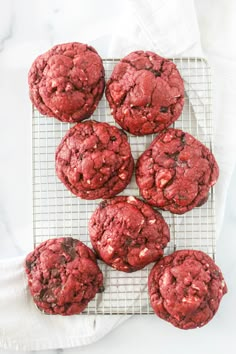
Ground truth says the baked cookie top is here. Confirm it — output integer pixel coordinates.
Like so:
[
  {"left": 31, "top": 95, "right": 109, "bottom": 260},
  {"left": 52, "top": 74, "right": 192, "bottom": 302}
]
[
  {"left": 148, "top": 249, "right": 227, "bottom": 329},
  {"left": 28, "top": 42, "right": 105, "bottom": 122},
  {"left": 136, "top": 128, "right": 219, "bottom": 214},
  {"left": 106, "top": 51, "right": 184, "bottom": 135},
  {"left": 25, "top": 237, "right": 103, "bottom": 315},
  {"left": 56, "top": 120, "right": 134, "bottom": 200},
  {"left": 89, "top": 196, "right": 170, "bottom": 272}
]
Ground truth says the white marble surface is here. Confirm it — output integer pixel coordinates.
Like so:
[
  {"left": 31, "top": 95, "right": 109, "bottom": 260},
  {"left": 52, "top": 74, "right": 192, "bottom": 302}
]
[{"left": 0, "top": 0, "right": 235, "bottom": 353}]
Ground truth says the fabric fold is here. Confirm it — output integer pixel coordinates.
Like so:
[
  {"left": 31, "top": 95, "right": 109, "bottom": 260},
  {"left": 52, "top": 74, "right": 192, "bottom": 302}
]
[{"left": 0, "top": 256, "right": 128, "bottom": 350}]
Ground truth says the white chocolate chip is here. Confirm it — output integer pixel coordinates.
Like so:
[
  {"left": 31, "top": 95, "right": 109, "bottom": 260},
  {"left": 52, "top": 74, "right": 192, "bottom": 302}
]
[
  {"left": 182, "top": 297, "right": 199, "bottom": 304},
  {"left": 159, "top": 178, "right": 169, "bottom": 187},
  {"left": 149, "top": 219, "right": 156, "bottom": 224},
  {"left": 107, "top": 245, "right": 114, "bottom": 255},
  {"left": 127, "top": 196, "right": 136, "bottom": 203},
  {"left": 139, "top": 248, "right": 149, "bottom": 258},
  {"left": 191, "top": 284, "right": 200, "bottom": 291},
  {"left": 119, "top": 173, "right": 126, "bottom": 180},
  {"left": 51, "top": 79, "right": 57, "bottom": 87}
]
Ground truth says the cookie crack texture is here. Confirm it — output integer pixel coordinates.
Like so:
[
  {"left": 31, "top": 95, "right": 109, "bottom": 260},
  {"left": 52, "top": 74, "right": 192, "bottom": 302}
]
[
  {"left": 88, "top": 196, "right": 170, "bottom": 272},
  {"left": 136, "top": 128, "right": 219, "bottom": 214},
  {"left": 28, "top": 42, "right": 105, "bottom": 122},
  {"left": 24, "top": 237, "right": 104, "bottom": 315},
  {"left": 56, "top": 120, "right": 134, "bottom": 200},
  {"left": 106, "top": 51, "right": 184, "bottom": 135},
  {"left": 148, "top": 250, "right": 227, "bottom": 329}
]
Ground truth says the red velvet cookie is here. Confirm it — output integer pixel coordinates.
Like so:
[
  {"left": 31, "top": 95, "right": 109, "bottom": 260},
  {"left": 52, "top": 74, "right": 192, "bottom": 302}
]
[
  {"left": 89, "top": 196, "right": 170, "bottom": 272},
  {"left": 25, "top": 237, "right": 104, "bottom": 315},
  {"left": 106, "top": 51, "right": 184, "bottom": 135},
  {"left": 28, "top": 42, "right": 105, "bottom": 122},
  {"left": 56, "top": 121, "right": 134, "bottom": 200},
  {"left": 148, "top": 250, "right": 227, "bottom": 329},
  {"left": 136, "top": 128, "right": 219, "bottom": 214}
]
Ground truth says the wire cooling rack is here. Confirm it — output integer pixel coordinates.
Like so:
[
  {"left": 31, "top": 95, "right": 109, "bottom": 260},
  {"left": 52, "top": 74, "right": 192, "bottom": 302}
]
[{"left": 32, "top": 57, "right": 215, "bottom": 315}]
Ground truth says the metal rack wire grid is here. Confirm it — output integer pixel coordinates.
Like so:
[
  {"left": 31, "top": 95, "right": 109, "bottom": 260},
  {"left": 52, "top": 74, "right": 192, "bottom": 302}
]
[{"left": 32, "top": 57, "right": 215, "bottom": 315}]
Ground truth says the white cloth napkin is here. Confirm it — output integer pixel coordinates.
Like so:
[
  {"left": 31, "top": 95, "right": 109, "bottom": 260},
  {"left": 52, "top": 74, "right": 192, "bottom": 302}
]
[
  {"left": 108, "top": 0, "right": 202, "bottom": 58},
  {"left": 0, "top": 256, "right": 128, "bottom": 350},
  {"left": 1, "top": 0, "right": 234, "bottom": 350}
]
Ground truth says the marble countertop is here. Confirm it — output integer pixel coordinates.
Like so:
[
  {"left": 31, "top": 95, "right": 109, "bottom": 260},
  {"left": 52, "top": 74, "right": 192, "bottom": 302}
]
[{"left": 0, "top": 0, "right": 235, "bottom": 353}]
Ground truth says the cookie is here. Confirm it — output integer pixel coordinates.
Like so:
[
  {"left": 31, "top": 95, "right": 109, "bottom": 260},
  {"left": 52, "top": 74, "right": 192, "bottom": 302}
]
[
  {"left": 148, "top": 250, "right": 227, "bottom": 329},
  {"left": 136, "top": 128, "right": 219, "bottom": 214},
  {"left": 56, "top": 120, "right": 134, "bottom": 200},
  {"left": 89, "top": 196, "right": 170, "bottom": 272},
  {"left": 25, "top": 237, "right": 104, "bottom": 315},
  {"left": 105, "top": 51, "right": 184, "bottom": 135},
  {"left": 28, "top": 42, "right": 105, "bottom": 122}
]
